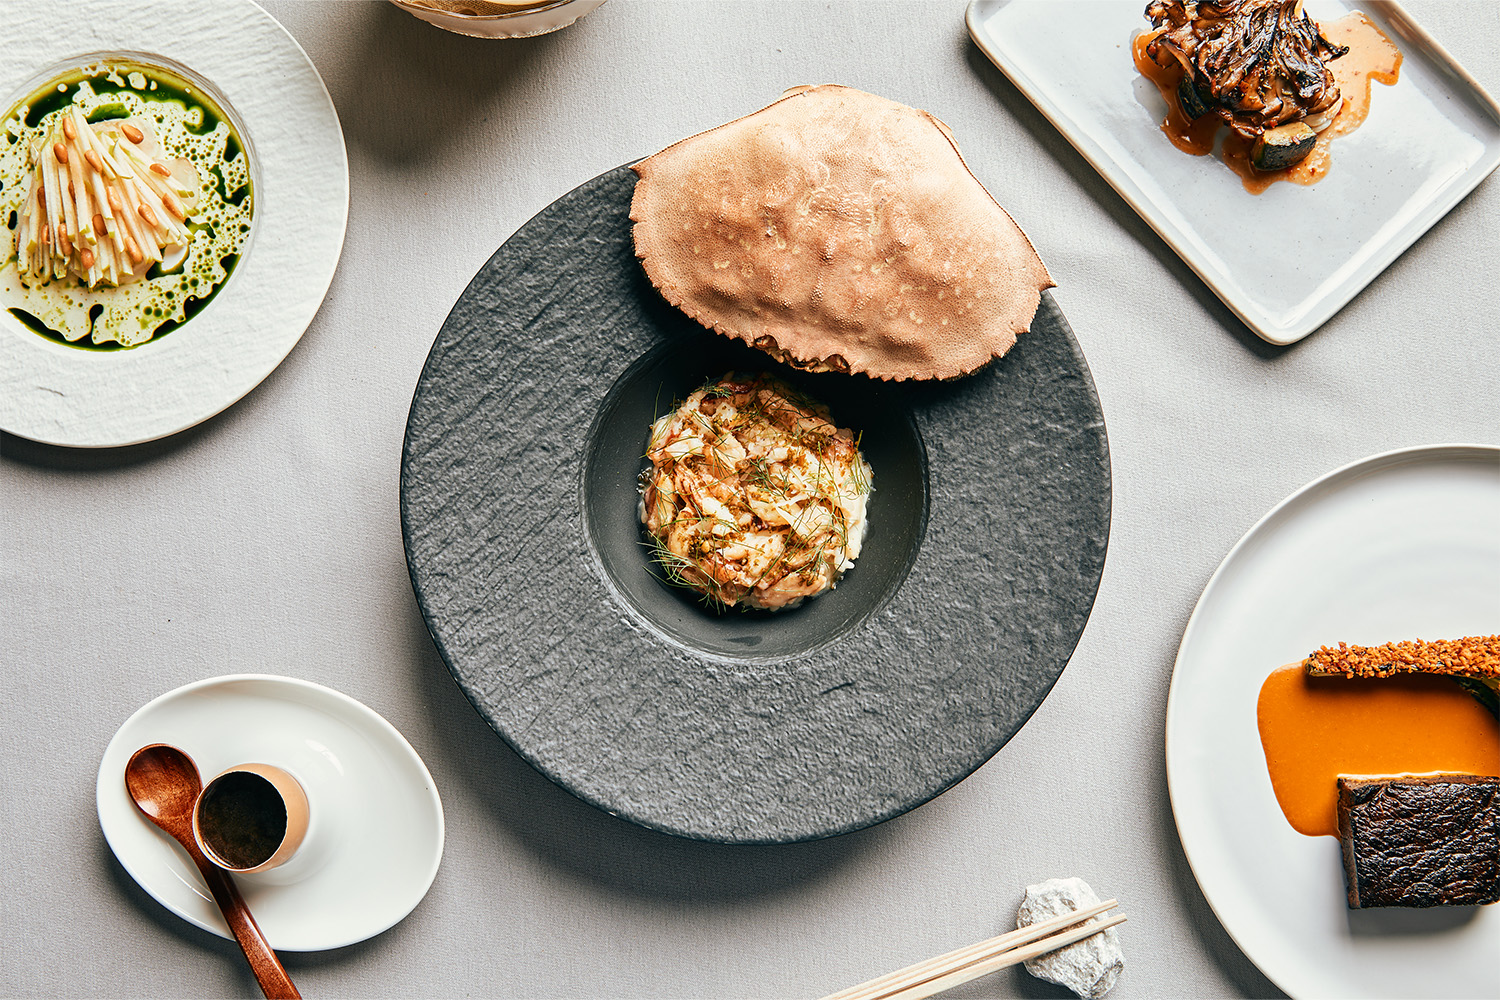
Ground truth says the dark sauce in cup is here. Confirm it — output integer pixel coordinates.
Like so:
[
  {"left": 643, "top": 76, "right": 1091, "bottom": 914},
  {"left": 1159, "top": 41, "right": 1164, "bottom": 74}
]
[{"left": 197, "top": 771, "right": 287, "bottom": 870}]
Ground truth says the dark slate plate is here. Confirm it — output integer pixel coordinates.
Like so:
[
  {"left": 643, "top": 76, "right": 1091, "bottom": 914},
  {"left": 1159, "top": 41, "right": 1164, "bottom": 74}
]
[{"left": 401, "top": 165, "right": 1111, "bottom": 844}]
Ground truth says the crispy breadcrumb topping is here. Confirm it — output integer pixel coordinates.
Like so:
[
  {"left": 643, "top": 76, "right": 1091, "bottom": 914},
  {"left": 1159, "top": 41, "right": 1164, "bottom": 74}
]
[{"left": 1304, "top": 636, "right": 1499, "bottom": 679}]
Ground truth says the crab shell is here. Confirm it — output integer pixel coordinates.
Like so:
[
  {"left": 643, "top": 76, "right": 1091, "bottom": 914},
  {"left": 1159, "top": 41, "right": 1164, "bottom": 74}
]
[{"left": 629, "top": 84, "right": 1054, "bottom": 382}]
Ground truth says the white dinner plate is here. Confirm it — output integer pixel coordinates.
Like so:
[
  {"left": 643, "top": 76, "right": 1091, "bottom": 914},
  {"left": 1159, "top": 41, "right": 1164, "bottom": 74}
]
[
  {"left": 0, "top": 0, "right": 347, "bottom": 447},
  {"left": 97, "top": 675, "right": 444, "bottom": 951},
  {"left": 1165, "top": 444, "right": 1500, "bottom": 998},
  {"left": 966, "top": 0, "right": 1500, "bottom": 344}
]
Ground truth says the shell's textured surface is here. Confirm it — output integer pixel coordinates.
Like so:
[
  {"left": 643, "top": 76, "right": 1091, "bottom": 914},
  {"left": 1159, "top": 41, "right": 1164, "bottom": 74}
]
[{"left": 630, "top": 85, "right": 1054, "bottom": 381}]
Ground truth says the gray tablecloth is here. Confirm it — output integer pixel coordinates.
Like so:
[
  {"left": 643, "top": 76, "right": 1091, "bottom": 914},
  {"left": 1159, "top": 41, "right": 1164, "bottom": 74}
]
[{"left": 3, "top": 1, "right": 1496, "bottom": 996}]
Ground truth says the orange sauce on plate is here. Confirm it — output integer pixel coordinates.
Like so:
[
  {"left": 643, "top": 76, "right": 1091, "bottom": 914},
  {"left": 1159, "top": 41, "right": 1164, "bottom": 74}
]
[
  {"left": 1132, "top": 30, "right": 1220, "bottom": 155},
  {"left": 1133, "top": 13, "right": 1402, "bottom": 193},
  {"left": 1256, "top": 663, "right": 1500, "bottom": 837}
]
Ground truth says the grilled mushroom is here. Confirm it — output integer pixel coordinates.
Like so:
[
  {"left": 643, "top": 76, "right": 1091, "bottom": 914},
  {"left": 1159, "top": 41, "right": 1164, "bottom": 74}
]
[{"left": 1145, "top": 0, "right": 1348, "bottom": 152}]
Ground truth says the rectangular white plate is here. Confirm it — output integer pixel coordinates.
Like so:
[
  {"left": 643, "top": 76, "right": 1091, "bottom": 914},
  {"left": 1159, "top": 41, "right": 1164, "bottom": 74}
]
[{"left": 966, "top": 0, "right": 1500, "bottom": 344}]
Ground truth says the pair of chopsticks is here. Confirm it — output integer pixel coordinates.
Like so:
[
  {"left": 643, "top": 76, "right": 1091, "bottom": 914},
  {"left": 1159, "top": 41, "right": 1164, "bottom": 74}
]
[{"left": 820, "top": 899, "right": 1125, "bottom": 1000}]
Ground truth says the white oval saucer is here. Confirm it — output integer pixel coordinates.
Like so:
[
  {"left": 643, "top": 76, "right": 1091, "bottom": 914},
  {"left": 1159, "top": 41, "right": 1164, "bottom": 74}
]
[{"left": 97, "top": 675, "right": 443, "bottom": 951}]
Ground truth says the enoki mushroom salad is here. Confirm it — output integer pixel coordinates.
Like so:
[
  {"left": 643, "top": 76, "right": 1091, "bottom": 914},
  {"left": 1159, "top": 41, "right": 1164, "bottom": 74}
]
[{"left": 0, "top": 59, "right": 253, "bottom": 348}]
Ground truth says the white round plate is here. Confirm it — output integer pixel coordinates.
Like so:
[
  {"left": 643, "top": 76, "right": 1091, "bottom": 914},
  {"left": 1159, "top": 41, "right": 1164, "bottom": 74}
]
[
  {"left": 0, "top": 0, "right": 347, "bottom": 448},
  {"left": 97, "top": 675, "right": 444, "bottom": 952},
  {"left": 1166, "top": 444, "right": 1500, "bottom": 999}
]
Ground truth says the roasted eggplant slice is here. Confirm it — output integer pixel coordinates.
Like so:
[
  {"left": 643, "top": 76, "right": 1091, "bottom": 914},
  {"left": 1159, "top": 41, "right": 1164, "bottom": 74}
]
[
  {"left": 1455, "top": 677, "right": 1500, "bottom": 719},
  {"left": 1177, "top": 75, "right": 1213, "bottom": 119},
  {"left": 1251, "top": 122, "right": 1316, "bottom": 169},
  {"left": 1303, "top": 636, "right": 1500, "bottom": 717}
]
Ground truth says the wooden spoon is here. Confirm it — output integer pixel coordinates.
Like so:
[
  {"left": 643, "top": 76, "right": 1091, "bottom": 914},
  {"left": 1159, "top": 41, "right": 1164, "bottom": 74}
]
[{"left": 124, "top": 744, "right": 301, "bottom": 999}]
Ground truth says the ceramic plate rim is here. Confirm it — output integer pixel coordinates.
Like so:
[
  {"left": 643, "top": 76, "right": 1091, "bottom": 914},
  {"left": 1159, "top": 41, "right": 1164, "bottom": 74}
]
[
  {"left": 1164, "top": 442, "right": 1500, "bottom": 997},
  {"left": 965, "top": 0, "right": 1500, "bottom": 345},
  {"left": 0, "top": 0, "right": 348, "bottom": 447},
  {"left": 95, "top": 673, "right": 445, "bottom": 951}
]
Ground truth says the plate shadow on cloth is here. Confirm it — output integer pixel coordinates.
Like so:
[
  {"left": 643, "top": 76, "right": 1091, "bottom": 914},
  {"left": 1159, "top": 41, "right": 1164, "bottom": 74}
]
[
  {"left": 97, "top": 826, "right": 385, "bottom": 986},
  {"left": 1156, "top": 760, "right": 1288, "bottom": 998},
  {"left": 1152, "top": 697, "right": 1286, "bottom": 996},
  {"left": 1142, "top": 598, "right": 1286, "bottom": 997},
  {"left": 404, "top": 608, "right": 892, "bottom": 903},
  {"left": 324, "top": 1, "right": 576, "bottom": 168},
  {"left": 98, "top": 834, "right": 256, "bottom": 994},
  {"left": 961, "top": 41, "right": 1288, "bottom": 361},
  {"left": 1, "top": 421, "right": 220, "bottom": 470}
]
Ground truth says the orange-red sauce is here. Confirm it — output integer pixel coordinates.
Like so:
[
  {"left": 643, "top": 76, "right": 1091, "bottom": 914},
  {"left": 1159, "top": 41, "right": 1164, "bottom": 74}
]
[
  {"left": 1133, "top": 13, "right": 1402, "bottom": 194},
  {"left": 1256, "top": 663, "right": 1500, "bottom": 837}
]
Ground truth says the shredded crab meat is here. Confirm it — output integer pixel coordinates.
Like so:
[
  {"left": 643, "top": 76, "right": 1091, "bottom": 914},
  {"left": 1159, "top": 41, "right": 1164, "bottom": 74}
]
[
  {"left": 640, "top": 373, "right": 873, "bottom": 611},
  {"left": 1145, "top": 0, "right": 1348, "bottom": 137}
]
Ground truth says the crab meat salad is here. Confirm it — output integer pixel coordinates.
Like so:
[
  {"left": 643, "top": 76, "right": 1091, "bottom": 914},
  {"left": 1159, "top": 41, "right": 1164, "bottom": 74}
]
[{"left": 640, "top": 373, "right": 873, "bottom": 612}]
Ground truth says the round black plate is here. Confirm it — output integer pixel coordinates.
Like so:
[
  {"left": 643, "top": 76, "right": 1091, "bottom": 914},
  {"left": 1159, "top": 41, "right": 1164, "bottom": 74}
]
[{"left": 401, "top": 165, "right": 1111, "bottom": 843}]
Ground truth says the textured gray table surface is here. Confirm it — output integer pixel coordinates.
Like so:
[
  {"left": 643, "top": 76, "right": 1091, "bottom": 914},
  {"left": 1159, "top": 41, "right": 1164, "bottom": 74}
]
[{"left": 2, "top": 1, "right": 1496, "bottom": 997}]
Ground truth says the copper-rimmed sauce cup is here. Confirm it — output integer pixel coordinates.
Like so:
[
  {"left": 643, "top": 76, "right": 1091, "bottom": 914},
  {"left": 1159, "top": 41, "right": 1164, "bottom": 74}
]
[{"left": 192, "top": 763, "right": 310, "bottom": 874}]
